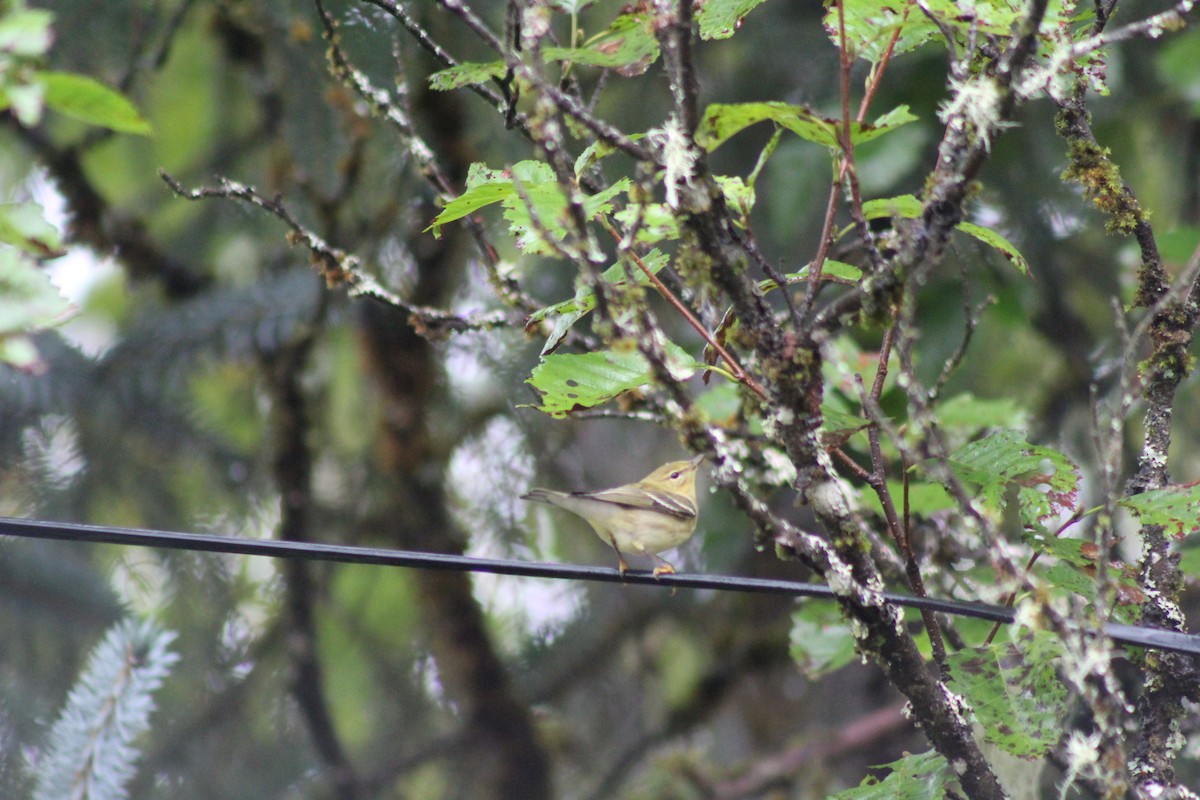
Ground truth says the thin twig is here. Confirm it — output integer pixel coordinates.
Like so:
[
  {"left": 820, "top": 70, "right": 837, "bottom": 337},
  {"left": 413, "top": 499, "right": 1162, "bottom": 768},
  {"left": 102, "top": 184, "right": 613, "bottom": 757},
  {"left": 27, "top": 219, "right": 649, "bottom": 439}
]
[{"left": 159, "top": 171, "right": 513, "bottom": 335}]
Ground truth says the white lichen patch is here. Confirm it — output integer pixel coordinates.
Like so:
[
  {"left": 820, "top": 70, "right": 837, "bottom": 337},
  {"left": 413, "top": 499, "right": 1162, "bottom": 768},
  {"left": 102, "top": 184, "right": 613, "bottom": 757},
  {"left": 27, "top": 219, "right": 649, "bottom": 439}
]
[
  {"left": 938, "top": 75, "right": 1013, "bottom": 151},
  {"left": 761, "top": 447, "right": 797, "bottom": 486},
  {"left": 648, "top": 115, "right": 699, "bottom": 210},
  {"left": 1060, "top": 635, "right": 1114, "bottom": 688}
]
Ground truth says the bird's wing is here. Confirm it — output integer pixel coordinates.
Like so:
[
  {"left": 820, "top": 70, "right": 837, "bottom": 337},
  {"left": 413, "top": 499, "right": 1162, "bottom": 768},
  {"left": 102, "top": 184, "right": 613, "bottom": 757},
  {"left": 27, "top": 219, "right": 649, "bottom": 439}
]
[{"left": 582, "top": 486, "right": 697, "bottom": 519}]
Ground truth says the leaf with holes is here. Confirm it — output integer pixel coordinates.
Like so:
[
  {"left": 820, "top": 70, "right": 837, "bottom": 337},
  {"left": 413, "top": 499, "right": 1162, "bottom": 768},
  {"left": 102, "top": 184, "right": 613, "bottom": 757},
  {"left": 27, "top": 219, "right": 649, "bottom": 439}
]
[
  {"left": 1120, "top": 482, "right": 1200, "bottom": 538},
  {"left": 946, "top": 430, "right": 1080, "bottom": 525},
  {"left": 945, "top": 630, "right": 1068, "bottom": 758},
  {"left": 524, "top": 342, "right": 704, "bottom": 418}
]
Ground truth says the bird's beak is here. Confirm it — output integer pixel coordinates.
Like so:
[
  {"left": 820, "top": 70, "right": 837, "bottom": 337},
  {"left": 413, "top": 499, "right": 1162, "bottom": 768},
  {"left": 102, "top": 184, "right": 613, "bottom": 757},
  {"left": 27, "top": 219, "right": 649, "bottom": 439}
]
[{"left": 689, "top": 455, "right": 705, "bottom": 468}]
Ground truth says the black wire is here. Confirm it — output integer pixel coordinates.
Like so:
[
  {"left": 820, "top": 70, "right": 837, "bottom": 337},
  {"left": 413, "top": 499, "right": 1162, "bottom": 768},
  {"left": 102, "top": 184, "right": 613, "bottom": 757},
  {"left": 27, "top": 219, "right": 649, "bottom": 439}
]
[{"left": 2, "top": 515, "right": 1198, "bottom": 656}]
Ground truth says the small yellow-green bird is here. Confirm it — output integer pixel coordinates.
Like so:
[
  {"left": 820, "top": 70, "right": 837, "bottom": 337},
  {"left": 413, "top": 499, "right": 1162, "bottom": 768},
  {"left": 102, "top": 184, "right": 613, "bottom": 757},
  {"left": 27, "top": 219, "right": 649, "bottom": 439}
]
[{"left": 522, "top": 455, "right": 704, "bottom": 576}]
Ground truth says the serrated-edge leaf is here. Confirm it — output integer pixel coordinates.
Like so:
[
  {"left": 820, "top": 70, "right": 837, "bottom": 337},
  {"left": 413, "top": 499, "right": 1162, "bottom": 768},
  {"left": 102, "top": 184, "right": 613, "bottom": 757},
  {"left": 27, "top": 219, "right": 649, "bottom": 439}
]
[
  {"left": 789, "top": 604, "right": 857, "bottom": 679},
  {"left": 944, "top": 631, "right": 1068, "bottom": 758},
  {"left": 696, "top": 0, "right": 770, "bottom": 40},
  {"left": 39, "top": 71, "right": 153, "bottom": 135},
  {"left": 427, "top": 161, "right": 549, "bottom": 236},
  {"left": 830, "top": 750, "right": 950, "bottom": 798},
  {"left": 0, "top": 249, "right": 73, "bottom": 335},
  {"left": 947, "top": 430, "right": 1080, "bottom": 523},
  {"left": 1119, "top": 482, "right": 1200, "bottom": 538},
  {"left": 427, "top": 183, "right": 516, "bottom": 236},
  {"left": 0, "top": 201, "right": 64, "bottom": 257},
  {"left": 502, "top": 177, "right": 630, "bottom": 254}
]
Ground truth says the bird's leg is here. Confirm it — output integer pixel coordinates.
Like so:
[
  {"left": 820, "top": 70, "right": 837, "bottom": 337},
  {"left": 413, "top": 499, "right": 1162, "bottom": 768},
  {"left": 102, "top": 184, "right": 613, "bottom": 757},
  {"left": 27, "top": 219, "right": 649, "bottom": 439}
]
[
  {"left": 650, "top": 554, "right": 676, "bottom": 578},
  {"left": 608, "top": 535, "right": 629, "bottom": 577}
]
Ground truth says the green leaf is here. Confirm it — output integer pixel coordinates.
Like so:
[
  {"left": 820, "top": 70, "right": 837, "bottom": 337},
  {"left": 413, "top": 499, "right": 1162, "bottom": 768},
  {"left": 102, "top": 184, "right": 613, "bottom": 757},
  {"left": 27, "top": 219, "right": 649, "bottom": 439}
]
[
  {"left": 573, "top": 133, "right": 652, "bottom": 176},
  {"left": 861, "top": 195, "right": 1030, "bottom": 275},
  {"left": 428, "top": 161, "right": 627, "bottom": 251},
  {"left": 504, "top": 177, "right": 629, "bottom": 255},
  {"left": 543, "top": 13, "right": 659, "bottom": 76},
  {"left": 789, "top": 603, "right": 857, "bottom": 679},
  {"left": 428, "top": 60, "right": 506, "bottom": 92},
  {"left": 0, "top": 248, "right": 73, "bottom": 337},
  {"left": 696, "top": 0, "right": 770, "bottom": 40},
  {"left": 956, "top": 220, "right": 1030, "bottom": 275},
  {"left": 525, "top": 342, "right": 704, "bottom": 417},
  {"left": 819, "top": 405, "right": 871, "bottom": 438},
  {"left": 0, "top": 202, "right": 65, "bottom": 257},
  {"left": 759, "top": 260, "right": 863, "bottom": 293},
  {"left": 715, "top": 174, "right": 754, "bottom": 220},
  {"left": 1119, "top": 482, "right": 1200, "bottom": 538},
  {"left": 830, "top": 0, "right": 1059, "bottom": 63},
  {"left": 861, "top": 194, "right": 923, "bottom": 220},
  {"left": 830, "top": 750, "right": 950, "bottom": 799},
  {"left": 526, "top": 249, "right": 669, "bottom": 355},
  {"left": 39, "top": 71, "right": 153, "bottom": 135},
  {"left": 1026, "top": 533, "right": 1093, "bottom": 568},
  {"left": 694, "top": 381, "right": 741, "bottom": 425},
  {"left": 830, "top": 0, "right": 949, "bottom": 63},
  {"left": 945, "top": 630, "right": 1068, "bottom": 758},
  {"left": 936, "top": 393, "right": 1030, "bottom": 434},
  {"left": 426, "top": 161, "right": 534, "bottom": 235},
  {"left": 1041, "top": 561, "right": 1099, "bottom": 600},
  {"left": 861, "top": 480, "right": 955, "bottom": 519},
  {"left": 946, "top": 430, "right": 1080, "bottom": 525},
  {"left": 695, "top": 102, "right": 915, "bottom": 152},
  {"left": 611, "top": 203, "right": 679, "bottom": 243}
]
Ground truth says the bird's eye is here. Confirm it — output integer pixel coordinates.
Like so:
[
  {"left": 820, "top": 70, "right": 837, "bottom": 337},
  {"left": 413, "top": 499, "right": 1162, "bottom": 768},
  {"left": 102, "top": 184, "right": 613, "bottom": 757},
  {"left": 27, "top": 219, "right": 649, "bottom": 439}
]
[{"left": 669, "top": 471, "right": 681, "bottom": 480}]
